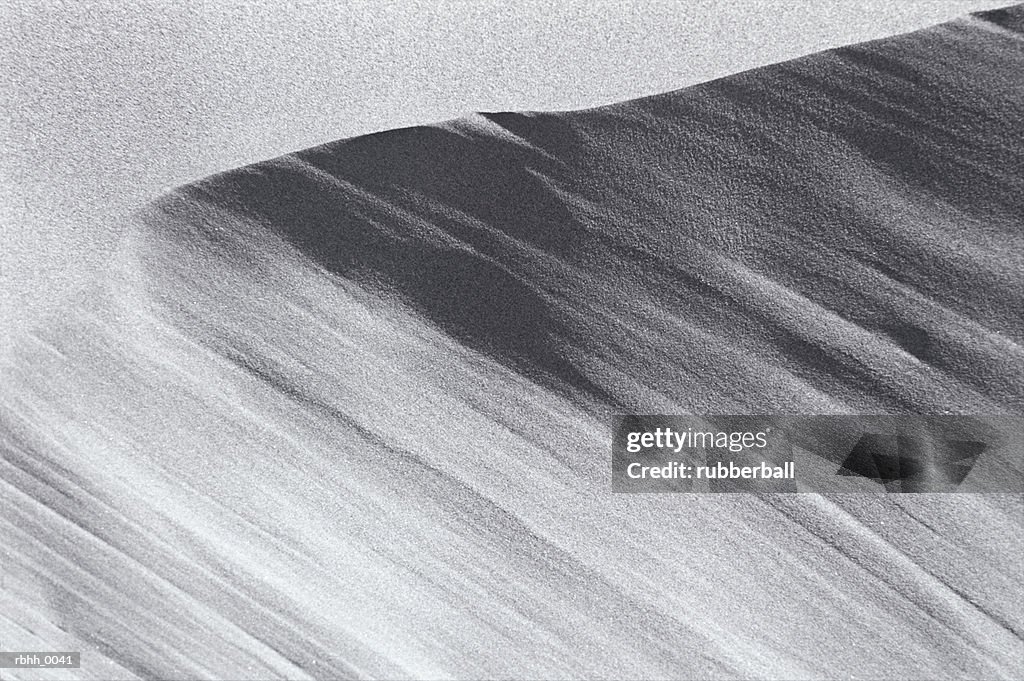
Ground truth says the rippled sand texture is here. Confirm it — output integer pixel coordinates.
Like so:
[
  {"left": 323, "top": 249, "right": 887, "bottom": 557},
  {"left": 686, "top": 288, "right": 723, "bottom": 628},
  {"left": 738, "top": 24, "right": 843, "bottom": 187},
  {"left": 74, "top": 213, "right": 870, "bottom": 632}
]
[{"left": 3, "top": 6, "right": 1023, "bottom": 680}]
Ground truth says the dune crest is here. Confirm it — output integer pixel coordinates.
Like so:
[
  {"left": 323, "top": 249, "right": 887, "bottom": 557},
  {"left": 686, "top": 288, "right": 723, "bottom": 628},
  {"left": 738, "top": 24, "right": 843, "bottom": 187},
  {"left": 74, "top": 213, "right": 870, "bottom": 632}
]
[{"left": 144, "top": 4, "right": 1024, "bottom": 415}]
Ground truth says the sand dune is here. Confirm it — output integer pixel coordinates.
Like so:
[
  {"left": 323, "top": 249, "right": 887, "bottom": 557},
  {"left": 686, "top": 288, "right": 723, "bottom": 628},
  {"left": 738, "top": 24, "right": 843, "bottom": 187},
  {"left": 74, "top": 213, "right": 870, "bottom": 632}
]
[{"left": 2, "top": 5, "right": 1023, "bottom": 680}]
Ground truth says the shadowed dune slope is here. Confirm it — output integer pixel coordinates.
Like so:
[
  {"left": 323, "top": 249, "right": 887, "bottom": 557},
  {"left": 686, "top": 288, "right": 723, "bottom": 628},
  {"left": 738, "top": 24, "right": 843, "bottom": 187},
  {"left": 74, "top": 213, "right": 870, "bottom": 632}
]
[
  {"left": 2, "top": 5, "right": 1024, "bottom": 680},
  {"left": 152, "top": 6, "right": 1024, "bottom": 415}
]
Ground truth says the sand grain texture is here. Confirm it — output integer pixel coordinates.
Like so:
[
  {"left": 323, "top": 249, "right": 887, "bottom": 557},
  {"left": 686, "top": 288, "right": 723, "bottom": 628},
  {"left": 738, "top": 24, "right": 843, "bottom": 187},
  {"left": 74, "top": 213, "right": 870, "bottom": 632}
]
[{"left": 2, "top": 6, "right": 1024, "bottom": 680}]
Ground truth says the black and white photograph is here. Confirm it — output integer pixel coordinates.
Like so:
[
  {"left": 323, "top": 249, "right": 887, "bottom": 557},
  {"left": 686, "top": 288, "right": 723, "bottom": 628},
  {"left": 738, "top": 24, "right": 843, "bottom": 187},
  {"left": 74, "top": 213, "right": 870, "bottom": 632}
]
[{"left": 2, "top": 1, "right": 1023, "bottom": 678}]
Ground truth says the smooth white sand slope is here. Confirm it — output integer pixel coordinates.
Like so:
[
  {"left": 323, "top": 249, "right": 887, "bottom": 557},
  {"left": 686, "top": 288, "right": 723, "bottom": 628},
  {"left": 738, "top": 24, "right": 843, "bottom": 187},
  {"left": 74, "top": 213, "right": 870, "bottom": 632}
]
[{"left": 2, "top": 6, "right": 1023, "bottom": 679}]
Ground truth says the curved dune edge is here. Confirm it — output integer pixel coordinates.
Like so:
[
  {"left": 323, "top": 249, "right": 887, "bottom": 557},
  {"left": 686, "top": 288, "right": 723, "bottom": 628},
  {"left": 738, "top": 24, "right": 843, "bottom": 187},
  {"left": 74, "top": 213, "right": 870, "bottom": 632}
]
[{"left": 2, "top": 6, "right": 1023, "bottom": 679}]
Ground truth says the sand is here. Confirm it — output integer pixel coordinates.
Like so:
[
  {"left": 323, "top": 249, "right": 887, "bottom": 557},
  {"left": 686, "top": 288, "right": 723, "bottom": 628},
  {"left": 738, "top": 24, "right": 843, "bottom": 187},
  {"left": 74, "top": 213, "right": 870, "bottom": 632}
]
[{"left": 2, "top": 5, "right": 1022, "bottom": 679}]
